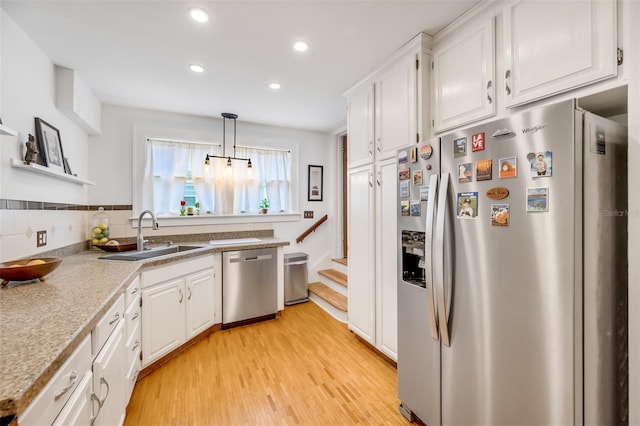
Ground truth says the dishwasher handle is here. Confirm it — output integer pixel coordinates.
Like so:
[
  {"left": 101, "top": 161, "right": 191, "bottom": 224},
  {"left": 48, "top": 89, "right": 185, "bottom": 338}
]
[{"left": 229, "top": 254, "right": 273, "bottom": 263}]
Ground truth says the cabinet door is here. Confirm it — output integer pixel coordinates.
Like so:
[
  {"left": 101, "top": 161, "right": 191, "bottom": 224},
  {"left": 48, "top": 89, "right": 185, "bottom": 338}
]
[
  {"left": 142, "top": 278, "right": 186, "bottom": 366},
  {"left": 376, "top": 53, "right": 417, "bottom": 160},
  {"left": 92, "top": 321, "right": 126, "bottom": 426},
  {"left": 375, "top": 159, "right": 398, "bottom": 361},
  {"left": 504, "top": 0, "right": 617, "bottom": 107},
  {"left": 186, "top": 268, "right": 215, "bottom": 339},
  {"left": 347, "top": 83, "right": 374, "bottom": 167},
  {"left": 434, "top": 18, "right": 495, "bottom": 132},
  {"left": 347, "top": 165, "right": 376, "bottom": 344}
]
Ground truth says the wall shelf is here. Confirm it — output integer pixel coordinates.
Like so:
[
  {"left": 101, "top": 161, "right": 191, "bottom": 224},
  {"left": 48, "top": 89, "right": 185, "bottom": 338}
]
[
  {"left": 0, "top": 124, "right": 17, "bottom": 136},
  {"left": 9, "top": 158, "right": 95, "bottom": 185}
]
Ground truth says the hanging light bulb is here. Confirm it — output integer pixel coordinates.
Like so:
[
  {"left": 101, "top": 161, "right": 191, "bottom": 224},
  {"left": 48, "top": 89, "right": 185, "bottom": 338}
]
[
  {"left": 227, "top": 156, "right": 232, "bottom": 167},
  {"left": 204, "top": 154, "right": 210, "bottom": 166},
  {"left": 247, "top": 158, "right": 252, "bottom": 168}
]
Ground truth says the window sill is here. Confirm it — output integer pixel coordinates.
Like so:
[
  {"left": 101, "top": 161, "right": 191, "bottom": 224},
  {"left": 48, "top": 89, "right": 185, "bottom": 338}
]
[{"left": 130, "top": 212, "right": 301, "bottom": 227}]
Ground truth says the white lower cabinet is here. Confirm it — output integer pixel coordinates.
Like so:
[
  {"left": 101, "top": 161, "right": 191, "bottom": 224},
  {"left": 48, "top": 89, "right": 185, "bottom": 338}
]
[
  {"left": 91, "top": 318, "right": 126, "bottom": 426},
  {"left": 19, "top": 335, "right": 92, "bottom": 426},
  {"left": 52, "top": 371, "right": 93, "bottom": 426},
  {"left": 141, "top": 255, "right": 215, "bottom": 367}
]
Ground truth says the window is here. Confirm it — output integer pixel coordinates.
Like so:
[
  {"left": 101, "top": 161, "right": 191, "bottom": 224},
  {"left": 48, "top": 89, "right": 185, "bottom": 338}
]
[{"left": 142, "top": 138, "right": 292, "bottom": 216}]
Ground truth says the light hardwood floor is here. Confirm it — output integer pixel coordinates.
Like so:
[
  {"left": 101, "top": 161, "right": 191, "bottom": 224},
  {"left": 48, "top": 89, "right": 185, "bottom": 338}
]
[{"left": 125, "top": 301, "right": 410, "bottom": 425}]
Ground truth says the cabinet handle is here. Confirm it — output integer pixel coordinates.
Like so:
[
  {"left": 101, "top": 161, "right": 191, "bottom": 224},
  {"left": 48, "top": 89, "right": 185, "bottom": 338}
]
[
  {"left": 108, "top": 312, "right": 120, "bottom": 325},
  {"left": 376, "top": 170, "right": 381, "bottom": 186},
  {"left": 90, "top": 393, "right": 101, "bottom": 426},
  {"left": 486, "top": 80, "right": 493, "bottom": 104},
  {"left": 368, "top": 173, "right": 373, "bottom": 188},
  {"left": 505, "top": 70, "right": 511, "bottom": 95},
  {"left": 179, "top": 289, "right": 183, "bottom": 304},
  {"left": 132, "top": 311, "right": 139, "bottom": 321},
  {"left": 130, "top": 287, "right": 139, "bottom": 295},
  {"left": 132, "top": 340, "right": 140, "bottom": 351},
  {"left": 53, "top": 370, "right": 78, "bottom": 400},
  {"left": 99, "top": 377, "right": 110, "bottom": 406},
  {"left": 188, "top": 286, "right": 192, "bottom": 300}
]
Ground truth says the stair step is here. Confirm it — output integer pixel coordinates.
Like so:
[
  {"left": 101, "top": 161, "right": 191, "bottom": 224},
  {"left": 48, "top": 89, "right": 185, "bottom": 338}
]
[
  {"left": 318, "top": 269, "right": 347, "bottom": 287},
  {"left": 332, "top": 257, "right": 348, "bottom": 266},
  {"left": 309, "top": 282, "right": 347, "bottom": 312}
]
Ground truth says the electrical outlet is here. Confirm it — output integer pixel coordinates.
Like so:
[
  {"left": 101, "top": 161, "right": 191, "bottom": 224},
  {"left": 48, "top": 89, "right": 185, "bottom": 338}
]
[
  {"left": 37, "top": 230, "right": 47, "bottom": 247},
  {"left": 304, "top": 211, "right": 314, "bottom": 219}
]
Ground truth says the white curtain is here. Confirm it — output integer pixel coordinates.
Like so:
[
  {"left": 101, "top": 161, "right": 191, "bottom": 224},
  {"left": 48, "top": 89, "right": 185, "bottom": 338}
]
[
  {"left": 143, "top": 140, "right": 290, "bottom": 216},
  {"left": 143, "top": 140, "right": 190, "bottom": 215}
]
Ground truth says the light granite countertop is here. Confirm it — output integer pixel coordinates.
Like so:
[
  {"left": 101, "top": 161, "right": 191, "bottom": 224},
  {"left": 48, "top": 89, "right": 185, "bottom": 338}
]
[{"left": 0, "top": 235, "right": 289, "bottom": 419}]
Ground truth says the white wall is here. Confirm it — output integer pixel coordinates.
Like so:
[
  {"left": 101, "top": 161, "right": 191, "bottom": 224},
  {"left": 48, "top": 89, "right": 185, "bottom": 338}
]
[
  {"left": 0, "top": 10, "right": 89, "bottom": 261},
  {"left": 88, "top": 104, "right": 336, "bottom": 263}
]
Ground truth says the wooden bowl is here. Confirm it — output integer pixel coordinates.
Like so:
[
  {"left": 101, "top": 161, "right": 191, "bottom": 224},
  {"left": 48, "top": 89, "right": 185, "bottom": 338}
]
[
  {"left": 93, "top": 238, "right": 137, "bottom": 252},
  {"left": 0, "top": 257, "right": 62, "bottom": 286}
]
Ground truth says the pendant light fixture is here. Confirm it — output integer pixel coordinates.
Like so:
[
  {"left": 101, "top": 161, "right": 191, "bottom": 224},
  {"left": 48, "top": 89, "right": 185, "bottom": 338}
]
[{"left": 204, "top": 112, "right": 252, "bottom": 168}]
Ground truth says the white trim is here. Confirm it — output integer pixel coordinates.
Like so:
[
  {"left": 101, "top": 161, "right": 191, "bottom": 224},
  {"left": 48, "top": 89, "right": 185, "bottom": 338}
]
[{"left": 146, "top": 137, "right": 221, "bottom": 147}]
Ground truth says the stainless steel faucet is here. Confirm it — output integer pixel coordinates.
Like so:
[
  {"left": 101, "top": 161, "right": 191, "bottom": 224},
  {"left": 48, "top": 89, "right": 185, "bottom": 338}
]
[{"left": 137, "top": 210, "right": 159, "bottom": 250}]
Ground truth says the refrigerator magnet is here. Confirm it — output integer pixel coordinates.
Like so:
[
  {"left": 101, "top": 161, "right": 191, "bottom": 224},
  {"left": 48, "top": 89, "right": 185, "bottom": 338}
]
[
  {"left": 471, "top": 132, "right": 485, "bottom": 152},
  {"left": 420, "top": 185, "right": 429, "bottom": 201},
  {"left": 498, "top": 156, "right": 517, "bottom": 178},
  {"left": 491, "top": 204, "right": 510, "bottom": 226},
  {"left": 399, "top": 168, "right": 410, "bottom": 180},
  {"left": 453, "top": 137, "right": 467, "bottom": 158},
  {"left": 400, "top": 200, "right": 410, "bottom": 216},
  {"left": 526, "top": 187, "right": 549, "bottom": 212},
  {"left": 476, "top": 159, "right": 493, "bottom": 181},
  {"left": 398, "top": 150, "right": 408, "bottom": 164},
  {"left": 530, "top": 151, "right": 552, "bottom": 177},
  {"left": 419, "top": 144, "right": 433, "bottom": 160},
  {"left": 410, "top": 200, "right": 421, "bottom": 216},
  {"left": 458, "top": 162, "right": 472, "bottom": 183},
  {"left": 410, "top": 147, "right": 418, "bottom": 163},
  {"left": 457, "top": 192, "right": 478, "bottom": 219},
  {"left": 413, "top": 170, "right": 423, "bottom": 185},
  {"left": 399, "top": 180, "right": 410, "bottom": 198}
]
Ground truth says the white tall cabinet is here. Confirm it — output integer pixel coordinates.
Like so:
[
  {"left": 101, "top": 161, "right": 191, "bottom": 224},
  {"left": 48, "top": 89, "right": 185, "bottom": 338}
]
[{"left": 345, "top": 33, "right": 431, "bottom": 361}]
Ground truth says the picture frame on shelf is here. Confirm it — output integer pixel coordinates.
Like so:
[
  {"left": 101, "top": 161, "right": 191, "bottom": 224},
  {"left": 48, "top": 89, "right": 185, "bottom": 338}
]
[
  {"left": 308, "top": 164, "right": 323, "bottom": 201},
  {"left": 35, "top": 117, "right": 66, "bottom": 172}
]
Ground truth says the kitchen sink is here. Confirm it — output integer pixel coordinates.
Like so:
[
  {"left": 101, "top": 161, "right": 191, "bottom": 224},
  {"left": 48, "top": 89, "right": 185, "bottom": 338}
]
[{"left": 98, "top": 245, "right": 203, "bottom": 261}]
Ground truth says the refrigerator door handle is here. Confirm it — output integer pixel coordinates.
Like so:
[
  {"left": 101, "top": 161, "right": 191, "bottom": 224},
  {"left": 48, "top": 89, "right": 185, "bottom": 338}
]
[
  {"left": 435, "top": 172, "right": 452, "bottom": 347},
  {"left": 425, "top": 173, "right": 440, "bottom": 341}
]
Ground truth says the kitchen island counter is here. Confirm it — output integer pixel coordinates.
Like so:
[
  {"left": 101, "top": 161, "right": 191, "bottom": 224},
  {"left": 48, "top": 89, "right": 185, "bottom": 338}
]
[{"left": 0, "top": 235, "right": 289, "bottom": 419}]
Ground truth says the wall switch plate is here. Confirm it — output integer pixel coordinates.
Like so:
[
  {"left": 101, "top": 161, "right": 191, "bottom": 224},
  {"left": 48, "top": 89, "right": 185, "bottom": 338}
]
[
  {"left": 304, "top": 211, "right": 314, "bottom": 219},
  {"left": 37, "top": 230, "right": 47, "bottom": 247}
]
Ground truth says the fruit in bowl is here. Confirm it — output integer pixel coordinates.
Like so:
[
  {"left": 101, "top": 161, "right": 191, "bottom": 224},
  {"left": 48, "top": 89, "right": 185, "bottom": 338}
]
[{"left": 0, "top": 257, "right": 62, "bottom": 286}]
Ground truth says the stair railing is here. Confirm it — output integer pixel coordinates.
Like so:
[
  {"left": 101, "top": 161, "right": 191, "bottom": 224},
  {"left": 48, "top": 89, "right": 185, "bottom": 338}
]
[{"left": 296, "top": 214, "right": 328, "bottom": 243}]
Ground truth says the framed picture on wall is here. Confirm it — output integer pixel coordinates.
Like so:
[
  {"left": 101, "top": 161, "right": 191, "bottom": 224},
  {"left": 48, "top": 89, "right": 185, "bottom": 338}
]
[
  {"left": 308, "top": 164, "right": 323, "bottom": 201},
  {"left": 35, "top": 118, "right": 66, "bottom": 173}
]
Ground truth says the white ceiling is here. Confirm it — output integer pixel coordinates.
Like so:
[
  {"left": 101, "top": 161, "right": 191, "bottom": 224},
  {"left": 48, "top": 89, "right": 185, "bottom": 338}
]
[{"left": 2, "top": 1, "right": 480, "bottom": 132}]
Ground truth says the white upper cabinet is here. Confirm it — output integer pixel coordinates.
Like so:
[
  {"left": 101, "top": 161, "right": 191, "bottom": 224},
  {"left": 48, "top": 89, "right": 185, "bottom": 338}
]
[
  {"left": 375, "top": 52, "right": 417, "bottom": 160},
  {"left": 503, "top": 0, "right": 617, "bottom": 107},
  {"left": 433, "top": 17, "right": 495, "bottom": 132},
  {"left": 345, "top": 33, "right": 431, "bottom": 168},
  {"left": 346, "top": 83, "right": 375, "bottom": 168}
]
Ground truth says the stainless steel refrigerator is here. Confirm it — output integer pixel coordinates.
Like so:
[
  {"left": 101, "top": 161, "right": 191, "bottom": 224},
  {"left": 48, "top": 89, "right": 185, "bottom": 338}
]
[{"left": 397, "top": 99, "right": 628, "bottom": 426}]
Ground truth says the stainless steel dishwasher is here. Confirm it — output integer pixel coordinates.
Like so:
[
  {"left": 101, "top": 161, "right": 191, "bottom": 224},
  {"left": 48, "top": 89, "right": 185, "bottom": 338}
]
[{"left": 222, "top": 247, "right": 277, "bottom": 328}]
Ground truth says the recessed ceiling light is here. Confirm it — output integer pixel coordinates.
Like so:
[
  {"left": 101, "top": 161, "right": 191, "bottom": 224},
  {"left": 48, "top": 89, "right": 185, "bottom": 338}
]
[
  {"left": 293, "top": 41, "right": 308, "bottom": 52},
  {"left": 189, "top": 8, "right": 208, "bottom": 23},
  {"left": 190, "top": 64, "right": 204, "bottom": 73},
  {"left": 269, "top": 82, "right": 281, "bottom": 90}
]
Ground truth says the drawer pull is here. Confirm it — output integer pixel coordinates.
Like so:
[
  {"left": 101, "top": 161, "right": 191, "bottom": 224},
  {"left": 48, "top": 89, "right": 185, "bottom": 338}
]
[
  {"left": 97, "top": 377, "right": 110, "bottom": 406},
  {"left": 188, "top": 286, "right": 192, "bottom": 300},
  {"left": 108, "top": 312, "right": 120, "bottom": 325},
  {"left": 132, "top": 311, "right": 139, "bottom": 321},
  {"left": 90, "top": 393, "right": 101, "bottom": 426},
  {"left": 132, "top": 340, "right": 140, "bottom": 351},
  {"left": 53, "top": 370, "right": 78, "bottom": 400},
  {"left": 179, "top": 289, "right": 184, "bottom": 304},
  {"left": 130, "top": 287, "right": 139, "bottom": 295}
]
